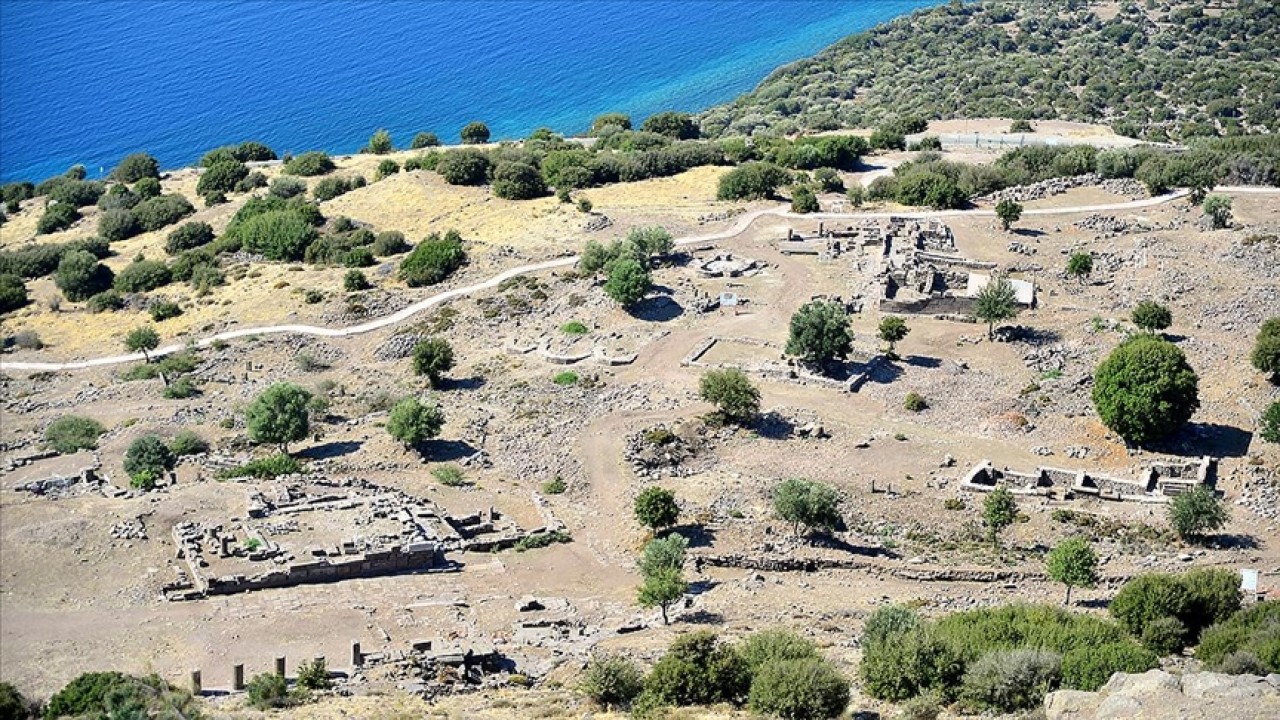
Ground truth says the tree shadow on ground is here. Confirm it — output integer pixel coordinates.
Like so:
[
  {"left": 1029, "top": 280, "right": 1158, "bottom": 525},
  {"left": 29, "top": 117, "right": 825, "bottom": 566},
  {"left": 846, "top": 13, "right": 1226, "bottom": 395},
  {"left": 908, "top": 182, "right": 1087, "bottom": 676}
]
[
  {"left": 753, "top": 411, "right": 796, "bottom": 440},
  {"left": 1155, "top": 422, "right": 1252, "bottom": 458},
  {"left": 1013, "top": 227, "right": 1047, "bottom": 238},
  {"left": 808, "top": 533, "right": 898, "bottom": 559},
  {"left": 441, "top": 375, "right": 486, "bottom": 391},
  {"left": 418, "top": 439, "right": 478, "bottom": 463},
  {"left": 679, "top": 610, "right": 725, "bottom": 626},
  {"left": 865, "top": 359, "right": 904, "bottom": 385},
  {"left": 628, "top": 294, "right": 683, "bottom": 322},
  {"left": 904, "top": 355, "right": 943, "bottom": 369},
  {"left": 686, "top": 579, "right": 720, "bottom": 596},
  {"left": 1214, "top": 533, "right": 1259, "bottom": 550},
  {"left": 1000, "top": 325, "right": 1062, "bottom": 346},
  {"left": 1078, "top": 598, "right": 1110, "bottom": 611},
  {"left": 298, "top": 440, "right": 362, "bottom": 460},
  {"left": 666, "top": 523, "right": 716, "bottom": 549}
]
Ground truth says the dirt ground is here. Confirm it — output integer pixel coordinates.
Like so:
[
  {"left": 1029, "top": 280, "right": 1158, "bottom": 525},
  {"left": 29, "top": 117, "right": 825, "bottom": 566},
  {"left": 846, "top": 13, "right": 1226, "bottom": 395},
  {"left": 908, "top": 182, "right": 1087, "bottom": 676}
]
[{"left": 1, "top": 144, "right": 1278, "bottom": 717}]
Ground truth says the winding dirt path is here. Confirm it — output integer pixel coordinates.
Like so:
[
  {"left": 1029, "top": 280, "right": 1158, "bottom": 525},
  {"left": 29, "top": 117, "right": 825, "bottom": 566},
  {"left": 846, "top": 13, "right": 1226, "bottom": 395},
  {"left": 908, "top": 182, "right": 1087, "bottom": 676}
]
[{"left": 3, "top": 186, "right": 1273, "bottom": 372}]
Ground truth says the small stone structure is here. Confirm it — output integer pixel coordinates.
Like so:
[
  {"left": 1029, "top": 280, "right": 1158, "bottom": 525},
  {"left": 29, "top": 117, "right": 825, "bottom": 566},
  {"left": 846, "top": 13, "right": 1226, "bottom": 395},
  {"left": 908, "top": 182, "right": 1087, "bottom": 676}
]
[
  {"left": 681, "top": 336, "right": 882, "bottom": 393},
  {"left": 960, "top": 456, "right": 1216, "bottom": 502},
  {"left": 694, "top": 253, "right": 762, "bottom": 278}
]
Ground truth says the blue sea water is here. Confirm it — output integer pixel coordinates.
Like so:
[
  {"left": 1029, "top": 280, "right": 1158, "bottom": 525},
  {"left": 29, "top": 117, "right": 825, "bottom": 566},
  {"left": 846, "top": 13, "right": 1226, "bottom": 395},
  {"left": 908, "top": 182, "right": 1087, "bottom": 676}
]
[{"left": 0, "top": 0, "right": 936, "bottom": 183}]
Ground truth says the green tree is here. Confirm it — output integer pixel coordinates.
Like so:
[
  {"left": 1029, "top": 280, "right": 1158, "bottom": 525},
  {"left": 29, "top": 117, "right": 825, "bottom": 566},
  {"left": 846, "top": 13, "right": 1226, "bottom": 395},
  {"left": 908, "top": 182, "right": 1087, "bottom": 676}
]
[
  {"left": 165, "top": 221, "right": 215, "bottom": 255},
  {"left": 0, "top": 273, "right": 29, "bottom": 313},
  {"left": 0, "top": 682, "right": 28, "bottom": 720},
  {"left": 196, "top": 159, "right": 248, "bottom": 196},
  {"left": 124, "top": 325, "right": 160, "bottom": 362},
  {"left": 246, "top": 672, "right": 292, "bottom": 710},
  {"left": 773, "top": 478, "right": 841, "bottom": 536},
  {"left": 114, "top": 259, "right": 172, "bottom": 293},
  {"left": 791, "top": 185, "right": 819, "bottom": 213},
  {"left": 579, "top": 655, "right": 644, "bottom": 709},
  {"left": 367, "top": 128, "right": 393, "bottom": 154},
  {"left": 641, "top": 631, "right": 749, "bottom": 707},
  {"left": 748, "top": 657, "right": 851, "bottom": 720},
  {"left": 1168, "top": 485, "right": 1229, "bottom": 543},
  {"left": 626, "top": 226, "right": 674, "bottom": 257},
  {"left": 739, "top": 629, "right": 819, "bottom": 675},
  {"left": 1131, "top": 300, "right": 1172, "bottom": 333},
  {"left": 589, "top": 113, "right": 632, "bottom": 135},
  {"left": 717, "top": 162, "right": 790, "bottom": 200},
  {"left": 386, "top": 396, "right": 445, "bottom": 448},
  {"left": 111, "top": 153, "right": 160, "bottom": 183},
  {"left": 44, "top": 415, "right": 106, "bottom": 454},
  {"left": 460, "top": 121, "right": 491, "bottom": 144},
  {"left": 1046, "top": 537, "right": 1099, "bottom": 606},
  {"left": 877, "top": 315, "right": 910, "bottom": 356},
  {"left": 1066, "top": 251, "right": 1093, "bottom": 284},
  {"left": 641, "top": 111, "right": 698, "bottom": 139},
  {"left": 638, "top": 566, "right": 687, "bottom": 625},
  {"left": 54, "top": 250, "right": 112, "bottom": 301},
  {"left": 343, "top": 269, "right": 371, "bottom": 291},
  {"left": 123, "top": 434, "right": 176, "bottom": 486},
  {"left": 410, "top": 132, "right": 440, "bottom": 149},
  {"left": 786, "top": 300, "right": 852, "bottom": 369},
  {"left": 239, "top": 209, "right": 319, "bottom": 261},
  {"left": 411, "top": 337, "right": 455, "bottom": 387},
  {"left": 1092, "top": 336, "right": 1200, "bottom": 446},
  {"left": 1250, "top": 317, "right": 1280, "bottom": 381},
  {"left": 246, "top": 383, "right": 313, "bottom": 454},
  {"left": 973, "top": 275, "right": 1019, "bottom": 339},
  {"left": 435, "top": 149, "right": 490, "bottom": 185},
  {"left": 634, "top": 486, "right": 679, "bottom": 530},
  {"left": 982, "top": 486, "right": 1018, "bottom": 548},
  {"left": 282, "top": 151, "right": 335, "bottom": 176},
  {"left": 491, "top": 161, "right": 547, "bottom": 200},
  {"left": 638, "top": 533, "right": 688, "bottom": 577},
  {"left": 698, "top": 368, "right": 760, "bottom": 424},
  {"left": 1261, "top": 401, "right": 1280, "bottom": 444},
  {"left": 1201, "top": 194, "right": 1232, "bottom": 229},
  {"left": 995, "top": 199, "right": 1023, "bottom": 231},
  {"left": 603, "top": 258, "right": 651, "bottom": 307}
]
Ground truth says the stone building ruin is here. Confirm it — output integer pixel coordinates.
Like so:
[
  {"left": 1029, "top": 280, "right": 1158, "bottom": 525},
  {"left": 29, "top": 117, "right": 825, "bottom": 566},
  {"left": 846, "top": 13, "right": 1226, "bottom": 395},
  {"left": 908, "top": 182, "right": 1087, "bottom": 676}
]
[{"left": 960, "top": 456, "right": 1217, "bottom": 502}]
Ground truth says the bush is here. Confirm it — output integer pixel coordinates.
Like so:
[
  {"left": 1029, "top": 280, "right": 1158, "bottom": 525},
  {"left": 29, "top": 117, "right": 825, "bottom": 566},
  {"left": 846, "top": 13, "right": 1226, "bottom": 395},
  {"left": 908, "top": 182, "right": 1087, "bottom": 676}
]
[
  {"left": 372, "top": 230, "right": 409, "bottom": 256},
  {"left": 634, "top": 486, "right": 679, "bottom": 530},
  {"left": 189, "top": 264, "right": 225, "bottom": 293},
  {"left": 313, "top": 175, "right": 363, "bottom": 201},
  {"left": 283, "top": 151, "right": 335, "bottom": 176},
  {"left": 164, "top": 221, "right": 214, "bottom": 254},
  {"left": 235, "top": 171, "right": 268, "bottom": 192},
  {"left": 699, "top": 367, "right": 760, "bottom": 423},
  {"left": 114, "top": 259, "right": 172, "bottom": 293},
  {"left": 246, "top": 672, "right": 292, "bottom": 709},
  {"left": 460, "top": 121, "right": 491, "bottom": 144},
  {"left": 904, "top": 392, "right": 927, "bottom": 412},
  {"left": 641, "top": 111, "right": 699, "bottom": 140},
  {"left": 196, "top": 159, "right": 248, "bottom": 196},
  {"left": 44, "top": 415, "right": 106, "bottom": 454},
  {"left": 411, "top": 132, "right": 441, "bottom": 149},
  {"left": 375, "top": 158, "right": 400, "bottom": 180},
  {"left": 366, "top": 128, "right": 393, "bottom": 154},
  {"left": 343, "top": 269, "right": 371, "bottom": 291},
  {"left": 246, "top": 382, "right": 313, "bottom": 453},
  {"left": 1262, "top": 401, "right": 1280, "bottom": 444},
  {"left": 718, "top": 161, "right": 790, "bottom": 200},
  {"left": 748, "top": 657, "right": 850, "bottom": 720},
  {"left": 1111, "top": 569, "right": 1240, "bottom": 645},
  {"left": 216, "top": 453, "right": 302, "bottom": 480},
  {"left": 1141, "top": 616, "right": 1188, "bottom": 655},
  {"left": 49, "top": 179, "right": 105, "bottom": 208},
  {"left": 296, "top": 657, "right": 331, "bottom": 690},
  {"left": 411, "top": 336, "right": 455, "bottom": 386},
  {"left": 786, "top": 300, "right": 852, "bottom": 367},
  {"left": 960, "top": 649, "right": 1061, "bottom": 712},
  {"left": 0, "top": 274, "right": 29, "bottom": 313},
  {"left": 170, "top": 430, "right": 208, "bottom": 456},
  {"left": 55, "top": 250, "right": 114, "bottom": 301},
  {"left": 124, "top": 434, "right": 176, "bottom": 484},
  {"left": 791, "top": 185, "right": 819, "bottom": 213},
  {"left": 1197, "top": 601, "right": 1280, "bottom": 673},
  {"left": 111, "top": 153, "right": 160, "bottom": 183},
  {"left": 1251, "top": 318, "right": 1280, "bottom": 380},
  {"left": 1092, "top": 336, "right": 1199, "bottom": 446},
  {"left": 774, "top": 478, "right": 841, "bottom": 536},
  {"left": 386, "top": 396, "right": 445, "bottom": 448},
  {"left": 162, "top": 376, "right": 198, "bottom": 398},
  {"left": 133, "top": 194, "right": 194, "bottom": 231},
  {"left": 44, "top": 671, "right": 198, "bottom": 719},
  {"left": 603, "top": 258, "right": 651, "bottom": 307},
  {"left": 269, "top": 176, "right": 307, "bottom": 199},
  {"left": 97, "top": 207, "right": 141, "bottom": 242},
  {"left": 1060, "top": 643, "right": 1158, "bottom": 691},
  {"left": 1168, "top": 485, "right": 1229, "bottom": 542},
  {"left": 432, "top": 464, "right": 466, "bottom": 486},
  {"left": 399, "top": 230, "right": 465, "bottom": 286},
  {"left": 739, "top": 629, "right": 819, "bottom": 675},
  {"left": 239, "top": 209, "right": 319, "bottom": 261},
  {"left": 552, "top": 371, "right": 578, "bottom": 386},
  {"left": 436, "top": 149, "right": 491, "bottom": 185},
  {"left": 344, "top": 247, "right": 375, "bottom": 268},
  {"left": 641, "top": 631, "right": 749, "bottom": 708},
  {"left": 859, "top": 624, "right": 962, "bottom": 702},
  {"left": 491, "top": 161, "right": 546, "bottom": 199},
  {"left": 37, "top": 202, "right": 80, "bottom": 234},
  {"left": 133, "top": 176, "right": 161, "bottom": 199},
  {"left": 150, "top": 300, "right": 182, "bottom": 321},
  {"left": 580, "top": 655, "right": 644, "bottom": 709},
  {"left": 1131, "top": 300, "right": 1173, "bottom": 333}
]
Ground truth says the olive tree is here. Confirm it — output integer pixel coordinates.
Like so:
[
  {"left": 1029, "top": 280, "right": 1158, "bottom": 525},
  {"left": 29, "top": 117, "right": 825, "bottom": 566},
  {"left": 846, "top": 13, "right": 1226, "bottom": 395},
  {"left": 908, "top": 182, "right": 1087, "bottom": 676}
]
[
  {"left": 1168, "top": 485, "right": 1229, "bottom": 543},
  {"left": 1066, "top": 252, "right": 1093, "bottom": 284},
  {"left": 1201, "top": 194, "right": 1232, "bottom": 229},
  {"left": 983, "top": 485, "right": 1018, "bottom": 548},
  {"left": 877, "top": 316, "right": 910, "bottom": 356},
  {"left": 603, "top": 258, "right": 651, "bottom": 307},
  {"left": 698, "top": 368, "right": 760, "bottom": 424},
  {"left": 124, "top": 326, "right": 160, "bottom": 362},
  {"left": 1092, "top": 336, "right": 1199, "bottom": 446},
  {"left": 1131, "top": 300, "right": 1172, "bottom": 333},
  {"left": 974, "top": 275, "right": 1019, "bottom": 339},
  {"left": 634, "top": 486, "right": 679, "bottom": 530},
  {"left": 786, "top": 300, "right": 852, "bottom": 370},
  {"left": 1250, "top": 318, "right": 1280, "bottom": 381},
  {"left": 245, "top": 383, "right": 313, "bottom": 454},
  {"left": 773, "top": 478, "right": 841, "bottom": 536},
  {"left": 1046, "top": 537, "right": 1098, "bottom": 606},
  {"left": 411, "top": 337, "right": 455, "bottom": 387},
  {"left": 460, "top": 121, "right": 490, "bottom": 144},
  {"left": 638, "top": 566, "right": 686, "bottom": 626},
  {"left": 386, "top": 396, "right": 445, "bottom": 448},
  {"left": 995, "top": 199, "right": 1023, "bottom": 231}
]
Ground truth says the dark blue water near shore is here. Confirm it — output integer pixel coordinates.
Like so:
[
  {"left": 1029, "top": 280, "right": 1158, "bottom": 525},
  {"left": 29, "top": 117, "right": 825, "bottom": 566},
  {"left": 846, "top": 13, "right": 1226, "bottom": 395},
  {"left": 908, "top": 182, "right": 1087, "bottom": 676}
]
[{"left": 0, "top": 1, "right": 935, "bottom": 183}]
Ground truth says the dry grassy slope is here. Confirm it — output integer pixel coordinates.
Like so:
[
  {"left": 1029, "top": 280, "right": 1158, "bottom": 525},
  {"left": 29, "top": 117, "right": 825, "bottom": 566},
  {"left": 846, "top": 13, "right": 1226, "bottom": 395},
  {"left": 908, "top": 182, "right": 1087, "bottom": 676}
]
[{"left": 0, "top": 153, "right": 731, "bottom": 358}]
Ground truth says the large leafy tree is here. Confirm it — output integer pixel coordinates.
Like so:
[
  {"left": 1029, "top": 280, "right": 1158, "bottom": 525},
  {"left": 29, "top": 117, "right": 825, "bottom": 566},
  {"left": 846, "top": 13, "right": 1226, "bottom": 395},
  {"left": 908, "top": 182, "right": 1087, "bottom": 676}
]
[
  {"left": 995, "top": 199, "right": 1023, "bottom": 231},
  {"left": 386, "top": 396, "right": 445, "bottom": 448},
  {"left": 411, "top": 337, "right": 455, "bottom": 387},
  {"left": 246, "top": 383, "right": 313, "bottom": 454},
  {"left": 1251, "top": 317, "right": 1280, "bottom": 381},
  {"left": 603, "top": 258, "right": 651, "bottom": 307},
  {"left": 634, "top": 486, "right": 679, "bottom": 530},
  {"left": 773, "top": 478, "right": 841, "bottom": 536},
  {"left": 1046, "top": 537, "right": 1099, "bottom": 606},
  {"left": 877, "top": 316, "right": 910, "bottom": 356},
  {"left": 786, "top": 300, "right": 852, "bottom": 369},
  {"left": 124, "top": 325, "right": 160, "bottom": 362},
  {"left": 973, "top": 275, "right": 1019, "bottom": 339},
  {"left": 637, "top": 566, "right": 686, "bottom": 626},
  {"left": 1168, "top": 485, "right": 1229, "bottom": 543},
  {"left": 698, "top": 368, "right": 760, "bottom": 424},
  {"left": 1092, "top": 336, "right": 1199, "bottom": 446}
]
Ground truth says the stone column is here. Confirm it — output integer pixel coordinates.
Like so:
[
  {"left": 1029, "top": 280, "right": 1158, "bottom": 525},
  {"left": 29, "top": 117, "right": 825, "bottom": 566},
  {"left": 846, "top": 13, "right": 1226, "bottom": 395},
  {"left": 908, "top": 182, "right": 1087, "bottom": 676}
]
[
  {"left": 275, "top": 656, "right": 286, "bottom": 677},
  {"left": 233, "top": 664, "right": 244, "bottom": 691},
  {"left": 190, "top": 670, "right": 202, "bottom": 695},
  {"left": 351, "top": 641, "right": 362, "bottom": 667}
]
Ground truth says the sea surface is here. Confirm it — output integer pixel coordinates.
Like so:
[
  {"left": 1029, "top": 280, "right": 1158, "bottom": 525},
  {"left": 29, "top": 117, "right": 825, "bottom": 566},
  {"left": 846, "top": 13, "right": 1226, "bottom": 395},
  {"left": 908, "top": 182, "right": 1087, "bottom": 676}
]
[{"left": 0, "top": 0, "right": 936, "bottom": 183}]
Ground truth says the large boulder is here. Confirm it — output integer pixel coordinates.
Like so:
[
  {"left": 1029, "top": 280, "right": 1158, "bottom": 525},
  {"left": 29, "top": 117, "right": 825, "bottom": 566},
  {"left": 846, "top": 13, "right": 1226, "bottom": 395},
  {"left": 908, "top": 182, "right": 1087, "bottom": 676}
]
[{"left": 1046, "top": 670, "right": 1280, "bottom": 720}]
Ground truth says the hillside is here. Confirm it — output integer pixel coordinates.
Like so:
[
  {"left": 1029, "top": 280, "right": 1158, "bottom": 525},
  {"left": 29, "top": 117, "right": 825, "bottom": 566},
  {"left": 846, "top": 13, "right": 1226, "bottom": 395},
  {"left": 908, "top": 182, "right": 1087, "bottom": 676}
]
[{"left": 700, "top": 0, "right": 1279, "bottom": 142}]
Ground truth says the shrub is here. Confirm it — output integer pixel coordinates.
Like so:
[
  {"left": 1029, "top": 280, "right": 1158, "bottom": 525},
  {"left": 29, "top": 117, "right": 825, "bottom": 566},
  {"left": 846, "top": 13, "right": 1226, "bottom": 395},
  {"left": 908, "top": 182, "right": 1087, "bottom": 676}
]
[
  {"left": 603, "top": 258, "right": 651, "bottom": 307},
  {"left": 718, "top": 161, "right": 790, "bottom": 200},
  {"left": 386, "top": 396, "right": 445, "bottom": 448},
  {"left": 55, "top": 250, "right": 114, "bottom": 301},
  {"left": 960, "top": 649, "right": 1061, "bottom": 712},
  {"left": 411, "top": 336, "right": 455, "bottom": 386},
  {"left": 124, "top": 434, "right": 176, "bottom": 481},
  {"left": 283, "top": 151, "right": 335, "bottom": 176},
  {"left": 235, "top": 171, "right": 268, "bottom": 192},
  {"left": 904, "top": 392, "right": 927, "bottom": 412},
  {"left": 542, "top": 476, "right": 566, "bottom": 494},
  {"left": 1141, "top": 616, "right": 1188, "bottom": 655},
  {"left": 560, "top": 321, "right": 588, "bottom": 335},
  {"left": 1250, "top": 318, "right": 1280, "bottom": 380},
  {"left": 375, "top": 158, "right": 400, "bottom": 180},
  {"left": 1060, "top": 643, "right": 1158, "bottom": 691},
  {"left": 189, "top": 264, "right": 224, "bottom": 293},
  {"left": 269, "top": 176, "right": 307, "bottom": 199},
  {"left": 170, "top": 430, "right": 208, "bottom": 456},
  {"left": 1110, "top": 569, "right": 1240, "bottom": 645},
  {"left": 1092, "top": 336, "right": 1199, "bottom": 445},
  {"left": 296, "top": 657, "right": 331, "bottom": 690},
  {"left": 170, "top": 248, "right": 215, "bottom": 281},
  {"left": 436, "top": 149, "right": 491, "bottom": 185},
  {"left": 1131, "top": 300, "right": 1173, "bottom": 333},
  {"left": 246, "top": 383, "right": 313, "bottom": 453},
  {"left": 870, "top": 127, "right": 907, "bottom": 151},
  {"left": 995, "top": 199, "right": 1023, "bottom": 230},
  {"left": 0, "top": 273, "right": 28, "bottom": 313},
  {"left": 1168, "top": 485, "right": 1229, "bottom": 542},
  {"left": 860, "top": 624, "right": 962, "bottom": 702},
  {"left": 96, "top": 207, "right": 141, "bottom": 242},
  {"left": 162, "top": 376, "right": 198, "bottom": 398},
  {"left": 739, "top": 628, "right": 819, "bottom": 675},
  {"left": 699, "top": 367, "right": 760, "bottom": 424},
  {"left": 634, "top": 486, "right": 678, "bottom": 530},
  {"left": 44, "top": 671, "right": 198, "bottom": 719},
  {"left": 49, "top": 179, "right": 105, "bottom": 208},
  {"left": 240, "top": 209, "right": 319, "bottom": 261},
  {"left": 133, "top": 194, "right": 194, "bottom": 231},
  {"left": 641, "top": 111, "right": 698, "bottom": 140},
  {"left": 577, "top": 197, "right": 593, "bottom": 213},
  {"left": 111, "top": 153, "right": 160, "bottom": 183},
  {"left": 791, "top": 185, "right": 819, "bottom": 213},
  {"left": 432, "top": 464, "right": 466, "bottom": 486},
  {"left": 460, "top": 121, "right": 491, "bottom": 144},
  {"left": 491, "top": 161, "right": 546, "bottom": 200},
  {"left": 37, "top": 202, "right": 80, "bottom": 234},
  {"left": 774, "top": 478, "right": 841, "bottom": 536},
  {"left": 372, "top": 230, "right": 409, "bottom": 256},
  {"left": 312, "top": 175, "right": 360, "bottom": 201},
  {"left": 150, "top": 300, "right": 182, "bottom": 321},
  {"left": 196, "top": 159, "right": 248, "bottom": 196},
  {"left": 366, "top": 128, "right": 393, "bottom": 154},
  {"left": 748, "top": 657, "right": 850, "bottom": 720},
  {"left": 164, "top": 221, "right": 214, "bottom": 254},
  {"left": 399, "top": 230, "right": 465, "bottom": 286},
  {"left": 1196, "top": 601, "right": 1280, "bottom": 672},
  {"left": 1262, "top": 401, "right": 1280, "bottom": 444},
  {"left": 44, "top": 415, "right": 106, "bottom": 454},
  {"left": 246, "top": 672, "right": 292, "bottom": 709},
  {"left": 344, "top": 247, "right": 375, "bottom": 268},
  {"left": 343, "top": 269, "right": 371, "bottom": 291},
  {"left": 552, "top": 371, "right": 578, "bottom": 386},
  {"left": 216, "top": 453, "right": 302, "bottom": 480},
  {"left": 114, "top": 259, "right": 172, "bottom": 293},
  {"left": 411, "top": 131, "right": 441, "bottom": 149},
  {"left": 641, "top": 631, "right": 749, "bottom": 708},
  {"left": 133, "top": 176, "right": 161, "bottom": 199},
  {"left": 579, "top": 654, "right": 644, "bottom": 709},
  {"left": 786, "top": 300, "right": 852, "bottom": 367}
]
